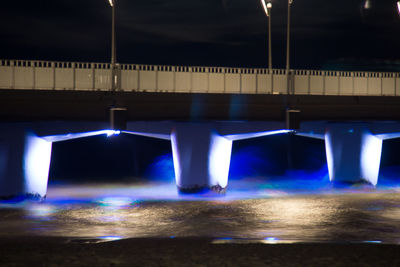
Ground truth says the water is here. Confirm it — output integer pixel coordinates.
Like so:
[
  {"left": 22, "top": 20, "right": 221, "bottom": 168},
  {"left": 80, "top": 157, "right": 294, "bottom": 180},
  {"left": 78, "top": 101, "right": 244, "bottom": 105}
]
[{"left": 1, "top": 181, "right": 400, "bottom": 244}]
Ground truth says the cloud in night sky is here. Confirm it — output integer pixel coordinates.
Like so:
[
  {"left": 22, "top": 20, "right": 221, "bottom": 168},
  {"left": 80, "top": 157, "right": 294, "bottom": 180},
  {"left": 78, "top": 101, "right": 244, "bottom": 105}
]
[{"left": 0, "top": 0, "right": 399, "bottom": 70}]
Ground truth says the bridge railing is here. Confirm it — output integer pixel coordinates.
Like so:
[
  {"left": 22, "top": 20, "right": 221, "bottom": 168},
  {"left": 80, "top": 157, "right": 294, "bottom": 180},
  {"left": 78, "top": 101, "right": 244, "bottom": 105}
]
[{"left": 0, "top": 59, "right": 399, "bottom": 96}]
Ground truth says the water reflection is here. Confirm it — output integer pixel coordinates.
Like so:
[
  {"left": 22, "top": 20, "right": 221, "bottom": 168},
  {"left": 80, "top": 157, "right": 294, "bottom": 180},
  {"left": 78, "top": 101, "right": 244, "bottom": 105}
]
[{"left": 1, "top": 183, "right": 400, "bottom": 244}]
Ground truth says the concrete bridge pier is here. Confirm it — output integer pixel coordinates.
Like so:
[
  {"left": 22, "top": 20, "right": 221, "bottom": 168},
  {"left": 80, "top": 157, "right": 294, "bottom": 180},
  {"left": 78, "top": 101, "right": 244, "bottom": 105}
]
[
  {"left": 324, "top": 125, "right": 382, "bottom": 186},
  {"left": 0, "top": 121, "right": 113, "bottom": 200},
  {"left": 0, "top": 125, "right": 52, "bottom": 200},
  {"left": 171, "top": 124, "right": 232, "bottom": 194}
]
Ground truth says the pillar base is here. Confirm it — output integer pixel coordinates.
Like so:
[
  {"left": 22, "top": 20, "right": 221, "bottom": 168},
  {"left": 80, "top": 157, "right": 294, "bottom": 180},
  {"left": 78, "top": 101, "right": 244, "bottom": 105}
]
[
  {"left": 0, "top": 193, "right": 46, "bottom": 202},
  {"left": 171, "top": 124, "right": 232, "bottom": 194},
  {"left": 325, "top": 125, "right": 382, "bottom": 186},
  {"left": 331, "top": 180, "right": 375, "bottom": 189},
  {"left": 178, "top": 185, "right": 227, "bottom": 195},
  {"left": 0, "top": 125, "right": 52, "bottom": 199}
]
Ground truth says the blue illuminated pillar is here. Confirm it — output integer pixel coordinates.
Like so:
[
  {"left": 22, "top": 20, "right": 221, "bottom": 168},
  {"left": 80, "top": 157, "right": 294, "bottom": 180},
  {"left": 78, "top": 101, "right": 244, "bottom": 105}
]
[
  {"left": 325, "top": 125, "right": 382, "bottom": 186},
  {"left": 171, "top": 124, "right": 232, "bottom": 193},
  {"left": 0, "top": 126, "right": 52, "bottom": 199}
]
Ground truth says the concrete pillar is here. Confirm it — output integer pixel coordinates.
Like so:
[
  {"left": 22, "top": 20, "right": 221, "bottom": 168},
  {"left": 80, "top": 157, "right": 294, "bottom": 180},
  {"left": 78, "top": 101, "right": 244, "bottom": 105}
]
[
  {"left": 0, "top": 126, "right": 52, "bottom": 200},
  {"left": 171, "top": 124, "right": 232, "bottom": 193},
  {"left": 325, "top": 125, "right": 382, "bottom": 186}
]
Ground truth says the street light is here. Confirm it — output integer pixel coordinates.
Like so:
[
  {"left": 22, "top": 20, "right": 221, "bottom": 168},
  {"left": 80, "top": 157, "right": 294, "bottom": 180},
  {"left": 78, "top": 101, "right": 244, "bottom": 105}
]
[
  {"left": 261, "top": 0, "right": 273, "bottom": 71},
  {"left": 108, "top": 0, "right": 117, "bottom": 91},
  {"left": 286, "top": 0, "right": 294, "bottom": 94}
]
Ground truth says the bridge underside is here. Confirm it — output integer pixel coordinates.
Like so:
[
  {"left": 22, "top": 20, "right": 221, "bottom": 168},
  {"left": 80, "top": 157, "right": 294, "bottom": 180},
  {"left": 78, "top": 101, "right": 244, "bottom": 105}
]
[
  {"left": 1, "top": 119, "right": 400, "bottom": 199},
  {"left": 1, "top": 90, "right": 400, "bottom": 198}
]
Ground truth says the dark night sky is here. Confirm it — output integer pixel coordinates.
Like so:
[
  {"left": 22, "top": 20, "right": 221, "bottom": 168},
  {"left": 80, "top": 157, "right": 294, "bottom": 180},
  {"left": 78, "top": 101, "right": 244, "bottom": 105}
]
[{"left": 1, "top": 0, "right": 400, "bottom": 71}]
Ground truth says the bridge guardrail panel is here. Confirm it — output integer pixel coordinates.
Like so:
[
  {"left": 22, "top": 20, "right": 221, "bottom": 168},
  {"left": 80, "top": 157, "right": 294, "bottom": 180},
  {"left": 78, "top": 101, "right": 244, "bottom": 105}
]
[
  {"left": 339, "top": 76, "right": 354, "bottom": 96},
  {"left": 0, "top": 66, "right": 13, "bottom": 89},
  {"left": 382, "top": 77, "right": 396, "bottom": 96},
  {"left": 293, "top": 73, "right": 309, "bottom": 95},
  {"left": 35, "top": 67, "right": 54, "bottom": 90},
  {"left": 157, "top": 71, "right": 174, "bottom": 92},
  {"left": 94, "top": 69, "right": 111, "bottom": 91},
  {"left": 256, "top": 73, "right": 272, "bottom": 94},
  {"left": 75, "top": 68, "right": 93, "bottom": 91},
  {"left": 175, "top": 72, "right": 191, "bottom": 93},
  {"left": 225, "top": 72, "right": 240, "bottom": 94},
  {"left": 273, "top": 74, "right": 286, "bottom": 94},
  {"left": 121, "top": 69, "right": 138, "bottom": 91},
  {"left": 192, "top": 72, "right": 208, "bottom": 93},
  {"left": 324, "top": 75, "right": 339, "bottom": 95},
  {"left": 309, "top": 74, "right": 324, "bottom": 95},
  {"left": 354, "top": 76, "right": 368, "bottom": 95},
  {"left": 209, "top": 73, "right": 224, "bottom": 93},
  {"left": 55, "top": 67, "right": 74, "bottom": 90},
  {"left": 367, "top": 76, "right": 381, "bottom": 96},
  {"left": 241, "top": 74, "right": 257, "bottom": 94},
  {"left": 14, "top": 66, "right": 34, "bottom": 89},
  {"left": 139, "top": 70, "right": 157, "bottom": 92},
  {"left": 396, "top": 76, "right": 400, "bottom": 96}
]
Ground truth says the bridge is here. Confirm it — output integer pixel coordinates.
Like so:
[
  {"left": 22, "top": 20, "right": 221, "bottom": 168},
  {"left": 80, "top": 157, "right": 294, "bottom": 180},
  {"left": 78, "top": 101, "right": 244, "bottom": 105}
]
[{"left": 1, "top": 59, "right": 400, "bottom": 199}]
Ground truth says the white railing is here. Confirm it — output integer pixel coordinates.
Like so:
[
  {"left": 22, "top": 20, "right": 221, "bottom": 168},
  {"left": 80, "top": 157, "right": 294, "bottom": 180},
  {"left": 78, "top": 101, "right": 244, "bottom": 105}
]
[{"left": 0, "top": 59, "right": 399, "bottom": 96}]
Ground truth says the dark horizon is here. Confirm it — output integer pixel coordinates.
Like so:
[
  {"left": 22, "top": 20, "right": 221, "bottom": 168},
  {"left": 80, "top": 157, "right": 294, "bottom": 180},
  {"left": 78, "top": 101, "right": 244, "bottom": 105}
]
[{"left": 0, "top": 0, "right": 399, "bottom": 71}]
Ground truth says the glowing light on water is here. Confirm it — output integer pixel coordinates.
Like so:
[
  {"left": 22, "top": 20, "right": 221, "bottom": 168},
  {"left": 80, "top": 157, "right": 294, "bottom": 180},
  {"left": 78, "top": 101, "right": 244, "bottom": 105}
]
[
  {"left": 26, "top": 204, "right": 57, "bottom": 219},
  {"left": 96, "top": 197, "right": 136, "bottom": 208},
  {"left": 263, "top": 237, "right": 279, "bottom": 244},
  {"left": 363, "top": 240, "right": 382, "bottom": 244},
  {"left": 98, "top": 236, "right": 122, "bottom": 242}
]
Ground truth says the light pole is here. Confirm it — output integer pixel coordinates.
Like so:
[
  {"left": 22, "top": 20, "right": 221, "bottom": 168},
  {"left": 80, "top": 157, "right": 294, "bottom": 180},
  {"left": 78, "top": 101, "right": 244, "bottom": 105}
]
[
  {"left": 261, "top": 0, "right": 273, "bottom": 71},
  {"left": 108, "top": 0, "right": 117, "bottom": 91},
  {"left": 286, "top": 0, "right": 294, "bottom": 94}
]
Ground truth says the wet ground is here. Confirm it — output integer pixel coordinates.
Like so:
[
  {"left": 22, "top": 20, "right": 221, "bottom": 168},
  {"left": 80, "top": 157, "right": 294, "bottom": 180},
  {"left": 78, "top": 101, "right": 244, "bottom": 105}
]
[{"left": 1, "top": 181, "right": 400, "bottom": 266}]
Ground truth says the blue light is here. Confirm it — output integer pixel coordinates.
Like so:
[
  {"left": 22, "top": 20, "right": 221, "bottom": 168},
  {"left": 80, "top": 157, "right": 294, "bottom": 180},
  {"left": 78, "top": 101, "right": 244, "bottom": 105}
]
[
  {"left": 44, "top": 130, "right": 121, "bottom": 142},
  {"left": 229, "top": 146, "right": 271, "bottom": 179},
  {"left": 106, "top": 130, "right": 121, "bottom": 137},
  {"left": 224, "top": 130, "right": 292, "bottom": 141},
  {"left": 96, "top": 197, "right": 135, "bottom": 207},
  {"left": 146, "top": 153, "right": 175, "bottom": 182},
  {"left": 98, "top": 236, "right": 123, "bottom": 242}
]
